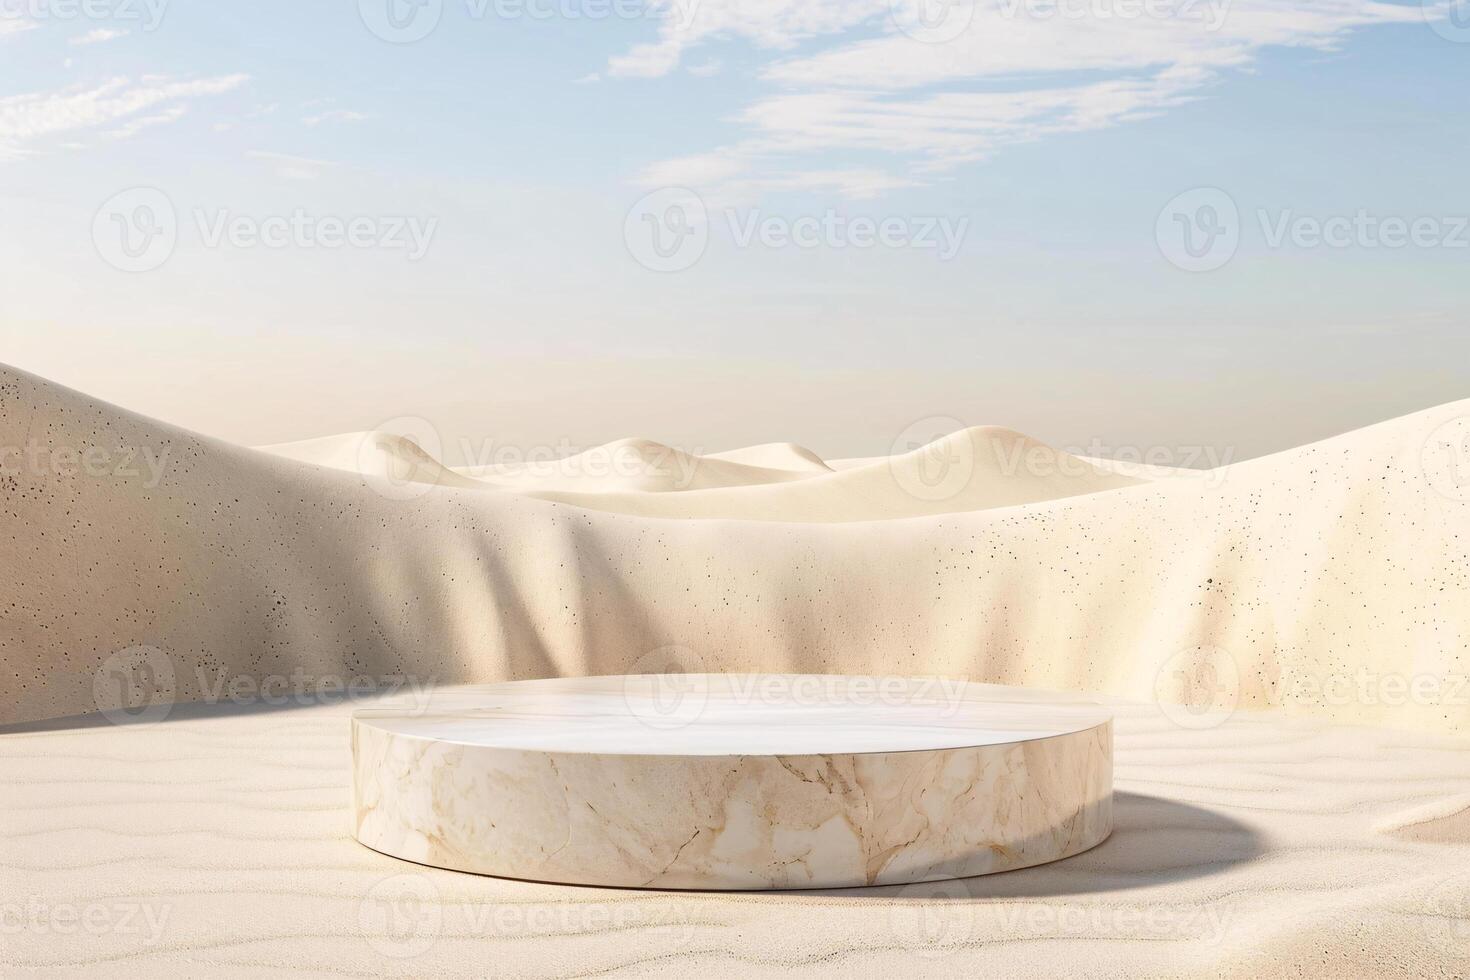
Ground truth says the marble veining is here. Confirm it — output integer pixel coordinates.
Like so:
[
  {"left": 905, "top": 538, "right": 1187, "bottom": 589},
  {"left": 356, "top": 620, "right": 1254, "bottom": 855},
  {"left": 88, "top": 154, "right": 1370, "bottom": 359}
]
[{"left": 352, "top": 674, "right": 1113, "bottom": 889}]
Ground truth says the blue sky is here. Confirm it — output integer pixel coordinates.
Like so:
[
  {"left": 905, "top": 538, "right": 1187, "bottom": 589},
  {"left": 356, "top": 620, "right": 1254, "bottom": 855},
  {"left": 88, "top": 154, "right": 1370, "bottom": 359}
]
[{"left": 0, "top": 0, "right": 1466, "bottom": 459}]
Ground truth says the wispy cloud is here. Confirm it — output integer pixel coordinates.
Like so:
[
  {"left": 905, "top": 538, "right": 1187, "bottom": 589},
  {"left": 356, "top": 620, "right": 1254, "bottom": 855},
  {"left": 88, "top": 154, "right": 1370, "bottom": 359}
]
[
  {"left": 623, "top": 0, "right": 1425, "bottom": 197},
  {"left": 0, "top": 74, "right": 249, "bottom": 159},
  {"left": 608, "top": 0, "right": 882, "bottom": 78},
  {"left": 303, "top": 108, "right": 371, "bottom": 126},
  {"left": 106, "top": 104, "right": 186, "bottom": 140},
  {"left": 70, "top": 28, "right": 131, "bottom": 45},
  {"left": 1, "top": 19, "right": 38, "bottom": 41},
  {"left": 247, "top": 149, "right": 337, "bottom": 180}
]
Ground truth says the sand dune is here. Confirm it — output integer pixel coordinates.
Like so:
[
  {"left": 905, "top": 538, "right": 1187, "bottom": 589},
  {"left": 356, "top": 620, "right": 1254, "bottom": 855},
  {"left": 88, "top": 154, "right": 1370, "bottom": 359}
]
[
  {"left": 265, "top": 423, "right": 1146, "bottom": 520},
  {"left": 269, "top": 433, "right": 831, "bottom": 495},
  {"left": 260, "top": 430, "right": 484, "bottom": 492},
  {"left": 2, "top": 361, "right": 1468, "bottom": 975},
  {"left": 2, "top": 361, "right": 1468, "bottom": 737},
  {"left": 703, "top": 441, "right": 833, "bottom": 473},
  {"left": 453, "top": 437, "right": 828, "bottom": 494},
  {"left": 502, "top": 427, "right": 1146, "bottom": 521}
]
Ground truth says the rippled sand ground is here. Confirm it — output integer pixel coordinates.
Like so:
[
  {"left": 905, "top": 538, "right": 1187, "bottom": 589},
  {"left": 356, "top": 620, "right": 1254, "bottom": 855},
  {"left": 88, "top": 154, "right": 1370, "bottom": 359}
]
[{"left": 3, "top": 691, "right": 1468, "bottom": 977}]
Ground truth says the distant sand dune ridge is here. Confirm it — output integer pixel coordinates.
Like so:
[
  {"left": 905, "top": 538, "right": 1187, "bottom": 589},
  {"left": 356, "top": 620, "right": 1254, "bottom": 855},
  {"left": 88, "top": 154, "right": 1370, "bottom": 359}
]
[{"left": 1, "top": 361, "right": 1468, "bottom": 735}]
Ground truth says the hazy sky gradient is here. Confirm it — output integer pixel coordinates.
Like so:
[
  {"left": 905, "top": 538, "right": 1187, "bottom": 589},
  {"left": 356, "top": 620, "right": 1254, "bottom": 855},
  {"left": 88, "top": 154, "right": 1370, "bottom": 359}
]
[{"left": 1, "top": 0, "right": 1466, "bottom": 461}]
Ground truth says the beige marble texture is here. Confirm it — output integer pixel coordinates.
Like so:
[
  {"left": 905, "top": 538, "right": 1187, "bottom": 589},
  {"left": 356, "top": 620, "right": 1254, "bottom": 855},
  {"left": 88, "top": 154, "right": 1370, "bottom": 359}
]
[{"left": 351, "top": 675, "right": 1113, "bottom": 889}]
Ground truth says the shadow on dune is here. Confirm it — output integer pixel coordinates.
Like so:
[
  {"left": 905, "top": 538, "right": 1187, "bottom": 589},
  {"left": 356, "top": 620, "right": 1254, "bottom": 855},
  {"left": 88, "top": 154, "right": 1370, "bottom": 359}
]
[
  {"left": 806, "top": 792, "right": 1262, "bottom": 899},
  {"left": 0, "top": 690, "right": 412, "bottom": 735}
]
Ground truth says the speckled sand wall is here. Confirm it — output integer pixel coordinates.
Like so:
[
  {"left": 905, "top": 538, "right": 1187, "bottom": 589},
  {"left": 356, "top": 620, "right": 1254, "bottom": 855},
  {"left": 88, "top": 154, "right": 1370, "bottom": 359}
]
[{"left": 2, "top": 363, "right": 1467, "bottom": 733}]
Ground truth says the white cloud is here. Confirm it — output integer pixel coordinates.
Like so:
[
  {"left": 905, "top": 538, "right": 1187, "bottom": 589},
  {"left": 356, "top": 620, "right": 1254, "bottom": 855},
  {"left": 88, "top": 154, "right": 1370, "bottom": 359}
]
[
  {"left": 70, "top": 28, "right": 130, "bottom": 45},
  {"left": 0, "top": 74, "right": 249, "bottom": 158},
  {"left": 574, "top": 72, "right": 602, "bottom": 84},
  {"left": 637, "top": 148, "right": 920, "bottom": 204},
  {"left": 247, "top": 149, "right": 337, "bottom": 181},
  {"left": 303, "top": 108, "right": 371, "bottom": 126},
  {"left": 638, "top": 149, "right": 753, "bottom": 188},
  {"left": 608, "top": 0, "right": 884, "bottom": 78},
  {"left": 106, "top": 104, "right": 186, "bottom": 140},
  {"left": 620, "top": 0, "right": 1425, "bottom": 197},
  {"left": 1, "top": 19, "right": 38, "bottom": 41}
]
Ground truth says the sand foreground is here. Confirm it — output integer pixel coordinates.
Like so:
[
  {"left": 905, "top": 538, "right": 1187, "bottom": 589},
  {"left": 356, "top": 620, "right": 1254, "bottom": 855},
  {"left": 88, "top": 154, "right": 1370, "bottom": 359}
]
[{"left": 3, "top": 693, "right": 1468, "bottom": 976}]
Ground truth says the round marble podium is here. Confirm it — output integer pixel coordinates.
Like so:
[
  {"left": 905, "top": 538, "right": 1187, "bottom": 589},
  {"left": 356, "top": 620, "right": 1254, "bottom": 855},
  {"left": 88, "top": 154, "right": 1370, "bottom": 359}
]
[{"left": 351, "top": 674, "right": 1112, "bottom": 890}]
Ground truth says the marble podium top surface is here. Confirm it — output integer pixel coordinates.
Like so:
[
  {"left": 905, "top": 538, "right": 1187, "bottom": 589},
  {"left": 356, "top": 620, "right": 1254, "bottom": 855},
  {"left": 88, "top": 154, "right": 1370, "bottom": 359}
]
[{"left": 352, "top": 674, "right": 1111, "bottom": 756}]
